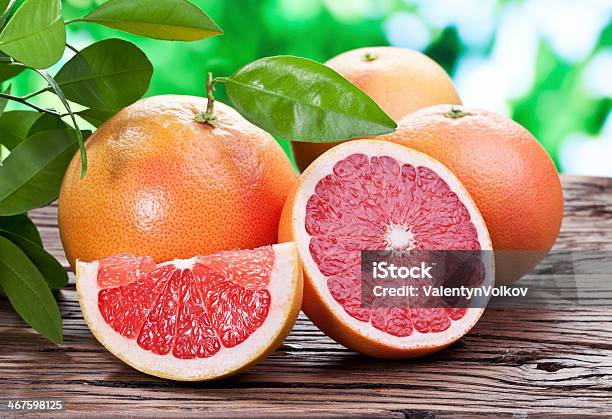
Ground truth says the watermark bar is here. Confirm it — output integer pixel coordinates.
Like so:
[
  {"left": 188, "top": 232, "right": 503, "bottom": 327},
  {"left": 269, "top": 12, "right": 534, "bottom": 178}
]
[
  {"left": 0, "top": 399, "right": 65, "bottom": 412},
  {"left": 359, "top": 250, "right": 612, "bottom": 309}
]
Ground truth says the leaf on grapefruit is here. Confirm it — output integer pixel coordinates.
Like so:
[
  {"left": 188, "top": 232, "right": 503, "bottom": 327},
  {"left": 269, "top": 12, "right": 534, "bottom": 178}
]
[
  {"left": 291, "top": 46, "right": 462, "bottom": 172},
  {"left": 279, "top": 140, "right": 494, "bottom": 358},
  {"left": 76, "top": 242, "right": 302, "bottom": 381}
]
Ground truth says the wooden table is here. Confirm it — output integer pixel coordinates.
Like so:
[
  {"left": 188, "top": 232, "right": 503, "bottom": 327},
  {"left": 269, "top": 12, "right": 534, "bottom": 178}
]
[{"left": 2, "top": 175, "right": 611, "bottom": 417}]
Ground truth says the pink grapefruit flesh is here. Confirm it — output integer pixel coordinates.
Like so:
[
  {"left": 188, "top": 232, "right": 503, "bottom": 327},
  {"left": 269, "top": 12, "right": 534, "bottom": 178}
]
[
  {"left": 280, "top": 140, "right": 493, "bottom": 358},
  {"left": 77, "top": 242, "right": 302, "bottom": 380}
]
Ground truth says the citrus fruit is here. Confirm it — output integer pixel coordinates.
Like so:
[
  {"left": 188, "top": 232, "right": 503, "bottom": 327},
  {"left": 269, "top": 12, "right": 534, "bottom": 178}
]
[
  {"left": 380, "top": 105, "right": 564, "bottom": 284},
  {"left": 59, "top": 95, "right": 296, "bottom": 271},
  {"left": 279, "top": 140, "right": 493, "bottom": 358},
  {"left": 291, "top": 46, "right": 461, "bottom": 172},
  {"left": 76, "top": 242, "right": 302, "bottom": 381}
]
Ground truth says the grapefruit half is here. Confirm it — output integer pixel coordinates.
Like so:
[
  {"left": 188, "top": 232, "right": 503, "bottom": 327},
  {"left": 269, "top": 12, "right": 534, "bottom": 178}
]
[
  {"left": 279, "top": 140, "right": 494, "bottom": 358},
  {"left": 76, "top": 242, "right": 302, "bottom": 380}
]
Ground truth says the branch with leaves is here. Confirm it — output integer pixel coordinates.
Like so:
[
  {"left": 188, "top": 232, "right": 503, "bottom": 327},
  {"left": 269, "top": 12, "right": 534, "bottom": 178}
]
[
  {"left": 0, "top": 0, "right": 222, "bottom": 344},
  {"left": 0, "top": 0, "right": 395, "bottom": 344}
]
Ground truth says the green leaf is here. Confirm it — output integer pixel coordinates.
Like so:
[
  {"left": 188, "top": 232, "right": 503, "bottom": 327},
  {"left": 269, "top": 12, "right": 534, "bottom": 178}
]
[
  {"left": 0, "top": 236, "right": 63, "bottom": 343},
  {"left": 0, "top": 213, "right": 42, "bottom": 245},
  {"left": 35, "top": 69, "right": 86, "bottom": 176},
  {"left": 26, "top": 112, "right": 66, "bottom": 137},
  {"left": 0, "top": 82, "right": 9, "bottom": 115},
  {"left": 77, "top": 108, "right": 116, "bottom": 127},
  {"left": 0, "top": 52, "right": 23, "bottom": 81},
  {"left": 0, "top": 0, "right": 15, "bottom": 30},
  {"left": 80, "top": 129, "right": 92, "bottom": 140},
  {"left": 0, "top": 110, "right": 40, "bottom": 149},
  {"left": 76, "top": 0, "right": 222, "bottom": 41},
  {"left": 0, "top": 142, "right": 8, "bottom": 162},
  {"left": 0, "top": 129, "right": 78, "bottom": 216},
  {"left": 224, "top": 56, "right": 397, "bottom": 142},
  {"left": 0, "top": 229, "right": 67, "bottom": 289},
  {"left": 0, "top": 62, "right": 22, "bottom": 82},
  {"left": 0, "top": 0, "right": 65, "bottom": 69},
  {"left": 55, "top": 39, "right": 153, "bottom": 112}
]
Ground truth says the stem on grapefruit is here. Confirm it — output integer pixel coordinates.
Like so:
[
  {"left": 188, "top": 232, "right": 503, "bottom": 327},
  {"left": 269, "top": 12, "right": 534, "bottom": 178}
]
[
  {"left": 195, "top": 72, "right": 219, "bottom": 127},
  {"left": 444, "top": 107, "right": 471, "bottom": 119},
  {"left": 362, "top": 51, "right": 378, "bottom": 62}
]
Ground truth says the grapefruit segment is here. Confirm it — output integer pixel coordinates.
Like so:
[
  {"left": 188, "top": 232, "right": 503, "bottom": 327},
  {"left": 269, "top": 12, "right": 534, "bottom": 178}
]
[
  {"left": 77, "top": 242, "right": 302, "bottom": 380},
  {"left": 279, "top": 140, "right": 494, "bottom": 358}
]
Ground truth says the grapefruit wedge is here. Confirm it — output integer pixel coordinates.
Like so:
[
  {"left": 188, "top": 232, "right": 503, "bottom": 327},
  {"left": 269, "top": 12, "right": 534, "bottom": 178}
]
[
  {"left": 279, "top": 140, "right": 494, "bottom": 358},
  {"left": 76, "top": 243, "right": 302, "bottom": 380}
]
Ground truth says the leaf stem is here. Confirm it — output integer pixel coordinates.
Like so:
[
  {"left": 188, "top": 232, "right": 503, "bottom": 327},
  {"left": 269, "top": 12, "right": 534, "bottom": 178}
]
[
  {"left": 6, "top": 61, "right": 27, "bottom": 68},
  {"left": 0, "top": 92, "right": 60, "bottom": 115},
  {"left": 64, "top": 18, "right": 83, "bottom": 25},
  {"left": 205, "top": 73, "right": 215, "bottom": 115},
  {"left": 22, "top": 87, "right": 51, "bottom": 100},
  {"left": 65, "top": 43, "right": 79, "bottom": 54},
  {"left": 32, "top": 69, "right": 87, "bottom": 177},
  {"left": 194, "top": 72, "right": 220, "bottom": 127}
]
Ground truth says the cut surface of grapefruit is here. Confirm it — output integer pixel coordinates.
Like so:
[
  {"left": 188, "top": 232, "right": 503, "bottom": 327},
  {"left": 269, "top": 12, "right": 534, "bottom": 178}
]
[
  {"left": 77, "top": 243, "right": 302, "bottom": 380},
  {"left": 279, "top": 140, "right": 494, "bottom": 358}
]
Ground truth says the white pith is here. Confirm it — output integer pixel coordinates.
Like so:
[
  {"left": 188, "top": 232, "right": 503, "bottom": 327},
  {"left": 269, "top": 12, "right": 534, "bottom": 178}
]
[
  {"left": 386, "top": 224, "right": 414, "bottom": 250},
  {"left": 294, "top": 140, "right": 494, "bottom": 349},
  {"left": 76, "top": 242, "right": 300, "bottom": 381},
  {"left": 162, "top": 256, "right": 198, "bottom": 270}
]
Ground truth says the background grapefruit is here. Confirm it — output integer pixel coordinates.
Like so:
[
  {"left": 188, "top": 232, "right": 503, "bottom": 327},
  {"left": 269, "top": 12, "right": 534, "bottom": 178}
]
[
  {"left": 291, "top": 46, "right": 461, "bottom": 172},
  {"left": 280, "top": 140, "right": 493, "bottom": 358},
  {"left": 59, "top": 95, "right": 296, "bottom": 270},
  {"left": 381, "top": 105, "right": 564, "bottom": 283}
]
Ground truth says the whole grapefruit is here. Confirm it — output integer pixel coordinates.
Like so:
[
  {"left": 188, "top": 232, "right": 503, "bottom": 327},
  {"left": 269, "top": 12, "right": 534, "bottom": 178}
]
[
  {"left": 291, "top": 46, "right": 461, "bottom": 172},
  {"left": 59, "top": 95, "right": 296, "bottom": 270},
  {"left": 381, "top": 105, "right": 564, "bottom": 283}
]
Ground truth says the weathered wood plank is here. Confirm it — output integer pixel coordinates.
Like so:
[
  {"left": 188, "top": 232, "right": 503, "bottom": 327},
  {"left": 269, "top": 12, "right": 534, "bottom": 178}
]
[{"left": 1, "top": 175, "right": 611, "bottom": 416}]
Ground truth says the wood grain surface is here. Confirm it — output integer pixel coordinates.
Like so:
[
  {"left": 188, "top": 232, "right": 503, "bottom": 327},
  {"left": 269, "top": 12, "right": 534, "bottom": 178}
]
[{"left": 1, "top": 175, "right": 611, "bottom": 417}]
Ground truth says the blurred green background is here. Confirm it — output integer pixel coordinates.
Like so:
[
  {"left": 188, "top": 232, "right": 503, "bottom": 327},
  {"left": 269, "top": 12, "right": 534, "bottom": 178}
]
[{"left": 7, "top": 0, "right": 612, "bottom": 175}]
